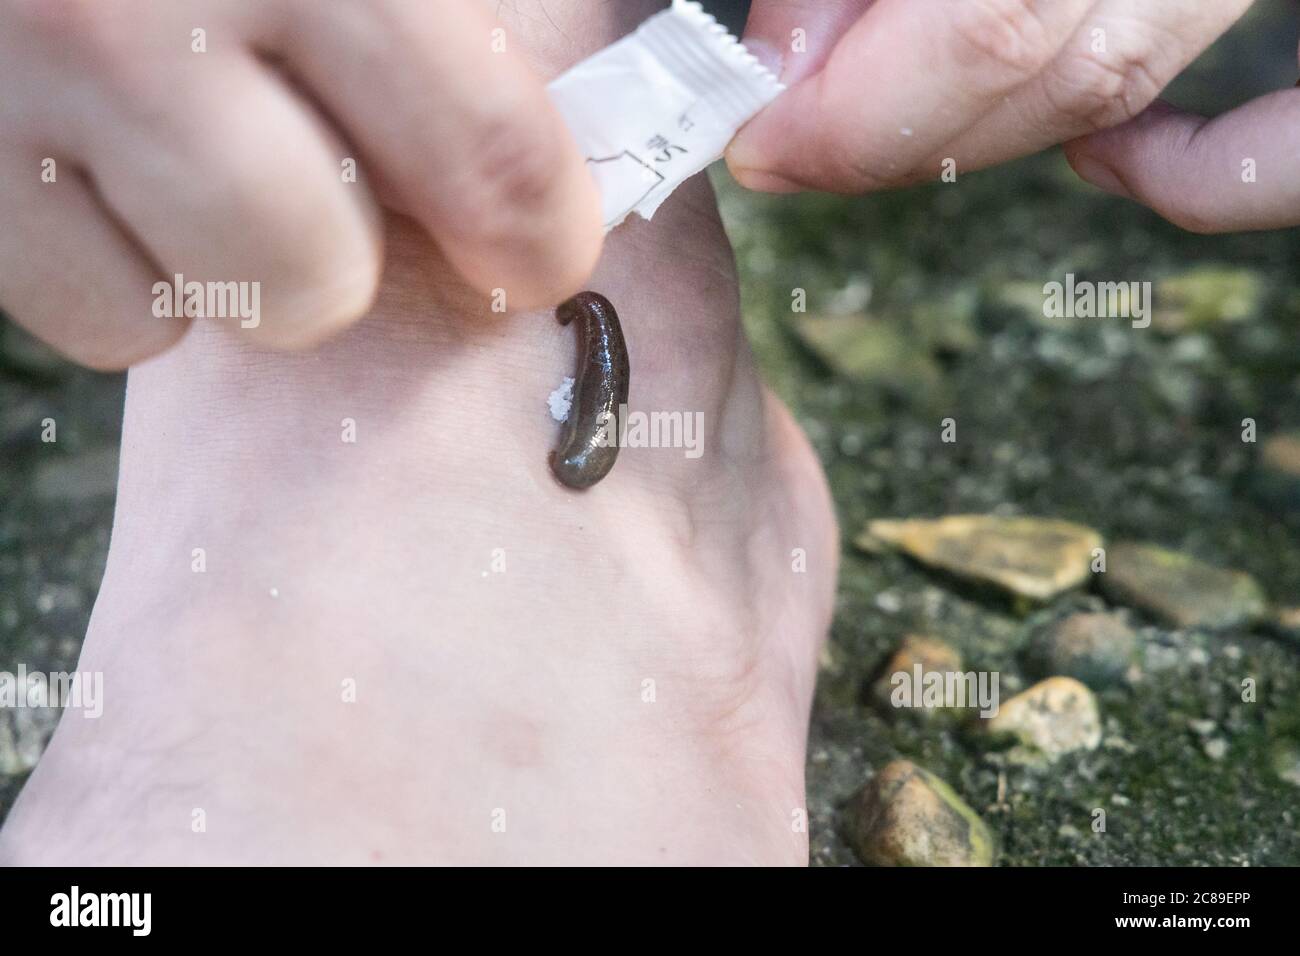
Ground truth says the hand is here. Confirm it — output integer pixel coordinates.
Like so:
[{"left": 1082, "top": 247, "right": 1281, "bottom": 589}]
[
  {"left": 1065, "top": 72, "right": 1300, "bottom": 233},
  {"left": 727, "top": 0, "right": 1253, "bottom": 195},
  {"left": 0, "top": 0, "right": 603, "bottom": 368}
]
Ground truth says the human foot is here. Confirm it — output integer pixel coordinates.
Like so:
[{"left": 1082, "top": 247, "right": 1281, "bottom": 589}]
[{"left": 0, "top": 3, "right": 838, "bottom": 866}]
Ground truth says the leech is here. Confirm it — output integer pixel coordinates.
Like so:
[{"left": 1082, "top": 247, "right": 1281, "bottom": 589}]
[{"left": 550, "top": 292, "right": 629, "bottom": 490}]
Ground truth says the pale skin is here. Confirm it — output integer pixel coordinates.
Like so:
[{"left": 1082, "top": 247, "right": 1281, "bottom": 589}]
[{"left": 0, "top": 0, "right": 1292, "bottom": 864}]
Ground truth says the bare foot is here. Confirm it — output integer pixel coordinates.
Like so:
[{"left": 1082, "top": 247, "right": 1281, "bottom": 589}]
[{"left": 0, "top": 3, "right": 838, "bottom": 865}]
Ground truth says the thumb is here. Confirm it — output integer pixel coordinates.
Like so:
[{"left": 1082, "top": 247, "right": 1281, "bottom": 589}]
[
  {"left": 740, "top": 0, "right": 873, "bottom": 85},
  {"left": 1065, "top": 92, "right": 1300, "bottom": 234}
]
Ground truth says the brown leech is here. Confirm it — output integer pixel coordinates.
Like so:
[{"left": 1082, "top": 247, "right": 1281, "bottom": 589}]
[{"left": 551, "top": 292, "right": 629, "bottom": 490}]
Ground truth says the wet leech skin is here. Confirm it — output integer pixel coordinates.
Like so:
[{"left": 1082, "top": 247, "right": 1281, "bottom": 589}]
[{"left": 550, "top": 292, "right": 629, "bottom": 490}]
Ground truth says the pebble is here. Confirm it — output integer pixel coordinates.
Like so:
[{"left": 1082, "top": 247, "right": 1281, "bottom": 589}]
[
  {"left": 1272, "top": 607, "right": 1300, "bottom": 643},
  {"left": 1028, "top": 611, "right": 1137, "bottom": 688},
  {"left": 846, "top": 760, "right": 995, "bottom": 867},
  {"left": 859, "top": 514, "right": 1102, "bottom": 601},
  {"left": 1098, "top": 541, "right": 1268, "bottom": 631},
  {"left": 874, "top": 590, "right": 903, "bottom": 614},
  {"left": 986, "top": 676, "right": 1102, "bottom": 761},
  {"left": 1153, "top": 266, "right": 1265, "bottom": 332},
  {"left": 792, "top": 312, "right": 942, "bottom": 395},
  {"left": 1259, "top": 432, "right": 1300, "bottom": 482},
  {"left": 0, "top": 704, "right": 60, "bottom": 776},
  {"left": 872, "top": 634, "right": 963, "bottom": 716},
  {"left": 1271, "top": 744, "right": 1300, "bottom": 788}
]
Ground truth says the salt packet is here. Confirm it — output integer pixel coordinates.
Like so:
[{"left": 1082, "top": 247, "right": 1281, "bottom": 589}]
[{"left": 547, "top": 0, "right": 784, "bottom": 231}]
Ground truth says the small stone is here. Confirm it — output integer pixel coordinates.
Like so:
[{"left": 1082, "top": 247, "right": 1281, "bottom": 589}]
[
  {"left": 1028, "top": 611, "right": 1136, "bottom": 688},
  {"left": 986, "top": 677, "right": 1102, "bottom": 761},
  {"left": 791, "top": 313, "right": 943, "bottom": 394},
  {"left": 1188, "top": 718, "right": 1217, "bottom": 737},
  {"left": 1099, "top": 541, "right": 1268, "bottom": 631},
  {"left": 1203, "top": 738, "right": 1229, "bottom": 761},
  {"left": 1271, "top": 743, "right": 1300, "bottom": 787},
  {"left": 872, "top": 634, "right": 963, "bottom": 716},
  {"left": 990, "top": 280, "right": 1074, "bottom": 330},
  {"left": 1271, "top": 608, "right": 1300, "bottom": 648},
  {"left": 874, "top": 590, "right": 903, "bottom": 614},
  {"left": 860, "top": 514, "right": 1102, "bottom": 601},
  {"left": 1261, "top": 432, "right": 1300, "bottom": 477},
  {"left": 0, "top": 705, "right": 60, "bottom": 776},
  {"left": 1153, "top": 266, "right": 1265, "bottom": 332},
  {"left": 846, "top": 760, "right": 995, "bottom": 867}
]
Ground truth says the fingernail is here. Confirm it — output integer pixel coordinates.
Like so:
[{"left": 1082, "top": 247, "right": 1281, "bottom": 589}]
[
  {"left": 729, "top": 165, "right": 805, "bottom": 193},
  {"left": 1069, "top": 152, "right": 1132, "bottom": 200}
]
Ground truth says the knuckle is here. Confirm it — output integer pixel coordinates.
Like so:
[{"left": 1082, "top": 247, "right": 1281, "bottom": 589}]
[
  {"left": 949, "top": 0, "right": 1060, "bottom": 85},
  {"left": 454, "top": 106, "right": 565, "bottom": 230},
  {"left": 1047, "top": 44, "right": 1163, "bottom": 132}
]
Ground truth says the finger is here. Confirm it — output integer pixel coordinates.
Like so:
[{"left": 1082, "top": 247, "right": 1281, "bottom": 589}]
[
  {"left": 0, "top": 152, "right": 186, "bottom": 371},
  {"left": 933, "top": 0, "right": 1254, "bottom": 174},
  {"left": 75, "top": 47, "right": 384, "bottom": 349},
  {"left": 272, "top": 0, "right": 603, "bottom": 311},
  {"left": 1065, "top": 92, "right": 1300, "bottom": 233},
  {"left": 740, "top": 0, "right": 874, "bottom": 84},
  {"left": 728, "top": 0, "right": 1094, "bottom": 192}
]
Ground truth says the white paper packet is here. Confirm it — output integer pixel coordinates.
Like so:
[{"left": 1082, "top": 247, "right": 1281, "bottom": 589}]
[{"left": 547, "top": 0, "right": 783, "bottom": 231}]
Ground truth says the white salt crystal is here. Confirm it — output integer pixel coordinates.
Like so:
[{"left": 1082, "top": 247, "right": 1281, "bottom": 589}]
[{"left": 548, "top": 377, "right": 575, "bottom": 422}]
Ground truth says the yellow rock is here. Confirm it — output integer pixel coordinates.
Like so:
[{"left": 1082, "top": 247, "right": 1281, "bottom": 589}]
[
  {"left": 847, "top": 760, "right": 996, "bottom": 867},
  {"left": 1153, "top": 266, "right": 1265, "bottom": 332},
  {"left": 860, "top": 515, "right": 1102, "bottom": 601}
]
